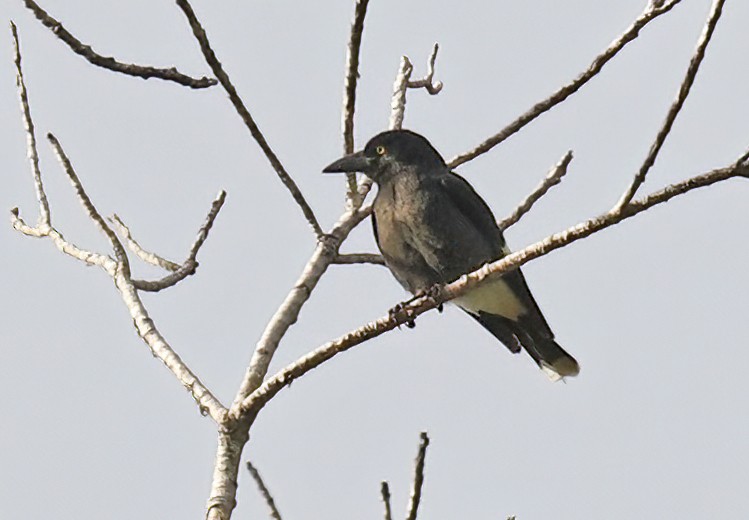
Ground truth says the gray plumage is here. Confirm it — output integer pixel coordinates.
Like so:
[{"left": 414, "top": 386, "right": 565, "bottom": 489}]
[{"left": 323, "top": 129, "right": 579, "bottom": 380}]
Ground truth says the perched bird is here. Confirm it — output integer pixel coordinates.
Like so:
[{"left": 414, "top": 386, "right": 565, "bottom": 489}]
[{"left": 323, "top": 129, "right": 579, "bottom": 380}]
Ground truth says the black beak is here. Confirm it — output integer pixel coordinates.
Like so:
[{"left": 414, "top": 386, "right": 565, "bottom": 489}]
[{"left": 322, "top": 150, "right": 372, "bottom": 173}]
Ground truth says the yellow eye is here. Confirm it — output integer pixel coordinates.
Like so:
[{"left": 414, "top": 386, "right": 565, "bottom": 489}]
[{"left": 376, "top": 145, "right": 386, "bottom": 155}]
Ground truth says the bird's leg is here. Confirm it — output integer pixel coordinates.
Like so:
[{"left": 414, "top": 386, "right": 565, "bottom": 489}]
[{"left": 388, "top": 284, "right": 445, "bottom": 328}]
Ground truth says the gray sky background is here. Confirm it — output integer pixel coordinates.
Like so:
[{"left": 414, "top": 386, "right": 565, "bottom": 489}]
[{"left": 2, "top": 1, "right": 748, "bottom": 519}]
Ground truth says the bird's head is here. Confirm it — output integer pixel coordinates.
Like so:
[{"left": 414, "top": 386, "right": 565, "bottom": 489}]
[{"left": 323, "top": 129, "right": 445, "bottom": 183}]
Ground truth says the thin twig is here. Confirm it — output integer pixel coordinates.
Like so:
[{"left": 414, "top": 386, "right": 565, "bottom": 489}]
[
  {"left": 175, "top": 0, "right": 324, "bottom": 239},
  {"left": 333, "top": 253, "right": 386, "bottom": 266},
  {"left": 116, "top": 190, "right": 227, "bottom": 292},
  {"left": 389, "top": 56, "right": 414, "bottom": 131},
  {"left": 235, "top": 160, "right": 748, "bottom": 420},
  {"left": 110, "top": 214, "right": 182, "bottom": 271},
  {"left": 47, "top": 133, "right": 130, "bottom": 267},
  {"left": 447, "top": 0, "right": 683, "bottom": 169},
  {"left": 11, "top": 207, "right": 115, "bottom": 269},
  {"left": 22, "top": 0, "right": 216, "bottom": 89},
  {"left": 405, "top": 432, "right": 430, "bottom": 520},
  {"left": 342, "top": 0, "right": 371, "bottom": 203},
  {"left": 11, "top": 22, "right": 50, "bottom": 229},
  {"left": 613, "top": 0, "right": 725, "bottom": 212},
  {"left": 407, "top": 43, "right": 443, "bottom": 95},
  {"left": 381, "top": 481, "right": 393, "bottom": 520},
  {"left": 499, "top": 150, "right": 573, "bottom": 230},
  {"left": 246, "top": 461, "right": 283, "bottom": 520}
]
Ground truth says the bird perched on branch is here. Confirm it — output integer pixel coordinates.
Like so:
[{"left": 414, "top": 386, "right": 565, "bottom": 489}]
[{"left": 323, "top": 129, "right": 578, "bottom": 380}]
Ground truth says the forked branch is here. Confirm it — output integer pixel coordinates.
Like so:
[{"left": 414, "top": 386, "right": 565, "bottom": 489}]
[
  {"left": 111, "top": 190, "right": 227, "bottom": 292},
  {"left": 613, "top": 0, "right": 725, "bottom": 212},
  {"left": 10, "top": 25, "right": 226, "bottom": 423}
]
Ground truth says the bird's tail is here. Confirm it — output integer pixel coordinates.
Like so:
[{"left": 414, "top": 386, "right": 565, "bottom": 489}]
[
  {"left": 525, "top": 337, "right": 580, "bottom": 382},
  {"left": 465, "top": 311, "right": 579, "bottom": 381}
]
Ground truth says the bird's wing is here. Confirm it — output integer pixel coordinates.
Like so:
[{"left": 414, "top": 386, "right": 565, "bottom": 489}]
[
  {"left": 436, "top": 172, "right": 557, "bottom": 339},
  {"left": 437, "top": 172, "right": 507, "bottom": 256}
]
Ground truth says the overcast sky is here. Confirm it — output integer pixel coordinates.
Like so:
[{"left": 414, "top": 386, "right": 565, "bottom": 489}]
[{"left": 2, "top": 1, "right": 748, "bottom": 519}]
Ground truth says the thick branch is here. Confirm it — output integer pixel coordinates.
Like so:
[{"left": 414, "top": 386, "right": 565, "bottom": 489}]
[
  {"left": 246, "top": 461, "right": 283, "bottom": 520},
  {"left": 175, "top": 0, "right": 323, "bottom": 238},
  {"left": 115, "top": 274, "right": 228, "bottom": 422},
  {"left": 405, "top": 432, "right": 430, "bottom": 520},
  {"left": 447, "top": 0, "right": 683, "bottom": 169},
  {"left": 499, "top": 150, "right": 573, "bottom": 230},
  {"left": 229, "top": 206, "right": 372, "bottom": 412},
  {"left": 342, "top": 0, "right": 371, "bottom": 202},
  {"left": 236, "top": 161, "right": 748, "bottom": 419},
  {"left": 22, "top": 0, "right": 216, "bottom": 89},
  {"left": 613, "top": 0, "right": 725, "bottom": 211}
]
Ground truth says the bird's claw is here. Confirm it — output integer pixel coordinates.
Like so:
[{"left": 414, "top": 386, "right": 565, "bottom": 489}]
[
  {"left": 418, "top": 284, "right": 444, "bottom": 313},
  {"left": 388, "top": 302, "right": 416, "bottom": 329}
]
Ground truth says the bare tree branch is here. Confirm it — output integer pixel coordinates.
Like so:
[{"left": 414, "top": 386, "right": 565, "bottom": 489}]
[
  {"left": 389, "top": 56, "right": 414, "bottom": 132},
  {"left": 333, "top": 252, "right": 386, "bottom": 266},
  {"left": 229, "top": 206, "right": 372, "bottom": 412},
  {"left": 11, "top": 207, "right": 115, "bottom": 269},
  {"left": 235, "top": 160, "right": 748, "bottom": 420},
  {"left": 47, "top": 136, "right": 229, "bottom": 422},
  {"left": 175, "top": 0, "right": 324, "bottom": 239},
  {"left": 10, "top": 36, "right": 227, "bottom": 422},
  {"left": 12, "top": 146, "right": 228, "bottom": 422},
  {"left": 11, "top": 22, "right": 50, "bottom": 229},
  {"left": 21, "top": 0, "right": 216, "bottom": 89},
  {"left": 342, "top": 0, "right": 371, "bottom": 203},
  {"left": 499, "top": 150, "right": 573, "bottom": 230},
  {"left": 110, "top": 214, "right": 182, "bottom": 272},
  {"left": 446, "top": 0, "right": 683, "bottom": 169},
  {"left": 111, "top": 191, "right": 227, "bottom": 292},
  {"left": 613, "top": 0, "right": 725, "bottom": 212},
  {"left": 203, "top": 205, "right": 373, "bottom": 519},
  {"left": 47, "top": 133, "right": 131, "bottom": 266},
  {"left": 407, "top": 43, "right": 443, "bottom": 95},
  {"left": 246, "top": 461, "right": 283, "bottom": 520},
  {"left": 381, "top": 481, "right": 393, "bottom": 520},
  {"left": 405, "top": 432, "right": 430, "bottom": 520}
]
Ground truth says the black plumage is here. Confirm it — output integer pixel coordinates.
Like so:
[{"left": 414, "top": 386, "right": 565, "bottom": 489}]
[{"left": 323, "top": 129, "right": 579, "bottom": 380}]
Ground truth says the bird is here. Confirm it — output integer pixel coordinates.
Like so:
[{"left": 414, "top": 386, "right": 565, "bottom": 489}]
[{"left": 323, "top": 129, "right": 579, "bottom": 380}]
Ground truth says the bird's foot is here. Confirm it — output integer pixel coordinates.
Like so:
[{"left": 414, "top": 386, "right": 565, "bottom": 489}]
[
  {"left": 420, "top": 284, "right": 444, "bottom": 313},
  {"left": 388, "top": 301, "right": 416, "bottom": 329}
]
